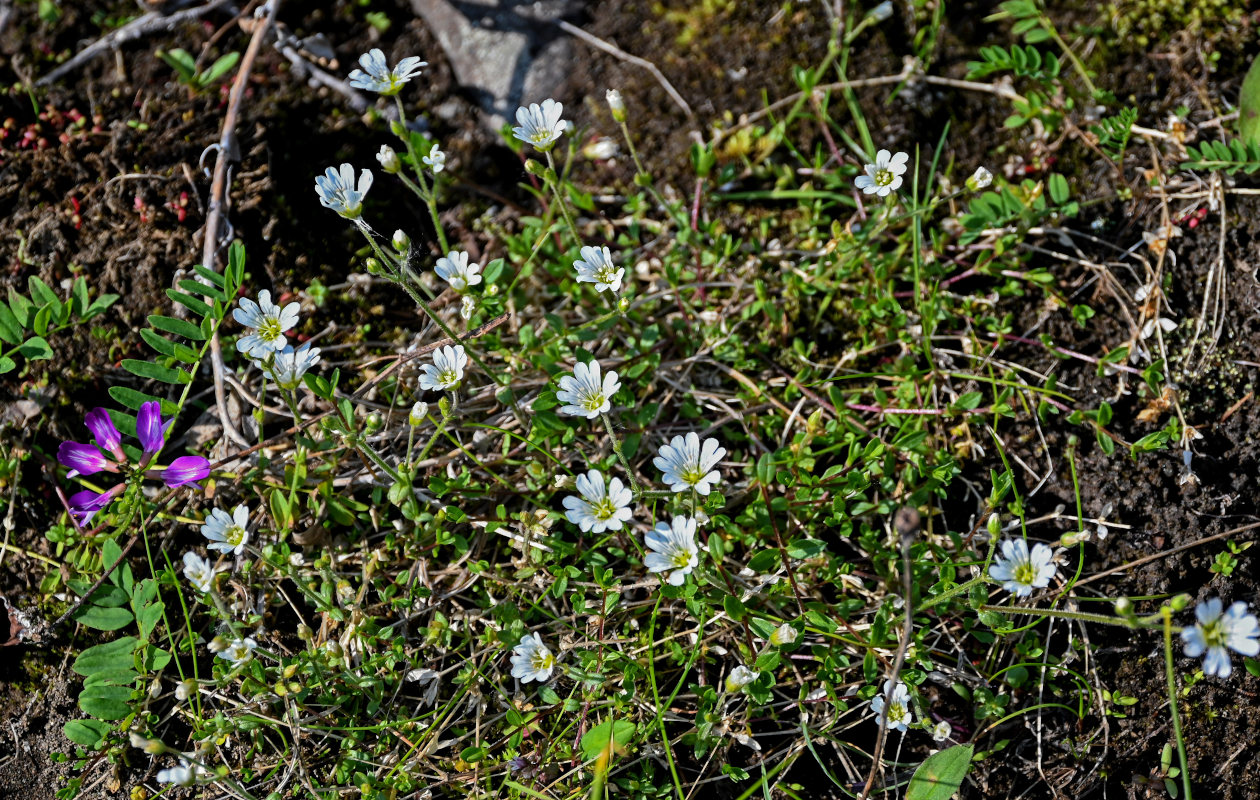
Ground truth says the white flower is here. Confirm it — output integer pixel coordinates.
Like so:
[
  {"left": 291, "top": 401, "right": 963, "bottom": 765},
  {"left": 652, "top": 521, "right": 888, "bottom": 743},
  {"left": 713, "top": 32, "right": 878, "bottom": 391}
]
[
  {"left": 510, "top": 632, "right": 555, "bottom": 683},
  {"left": 512, "top": 99, "right": 567, "bottom": 150},
  {"left": 583, "top": 138, "right": 619, "bottom": 160},
  {"left": 556, "top": 361, "right": 620, "bottom": 418},
  {"left": 181, "top": 551, "right": 216, "bottom": 593},
  {"left": 175, "top": 680, "right": 197, "bottom": 701},
  {"left": 854, "top": 149, "right": 909, "bottom": 196},
  {"left": 606, "top": 89, "right": 626, "bottom": 122},
  {"left": 932, "top": 720, "right": 952, "bottom": 742},
  {"left": 769, "top": 623, "right": 797, "bottom": 646},
  {"left": 376, "top": 144, "right": 400, "bottom": 173},
  {"left": 988, "top": 538, "right": 1057, "bottom": 597},
  {"left": 966, "top": 166, "right": 993, "bottom": 191},
  {"left": 868, "top": 0, "right": 894, "bottom": 21},
  {"left": 725, "top": 665, "right": 758, "bottom": 693},
  {"left": 653, "top": 432, "right": 725, "bottom": 495},
  {"left": 156, "top": 759, "right": 197, "bottom": 787},
  {"left": 347, "top": 48, "right": 426, "bottom": 95},
  {"left": 418, "top": 345, "right": 467, "bottom": 392},
  {"left": 201, "top": 505, "right": 251, "bottom": 556},
  {"left": 563, "top": 470, "right": 634, "bottom": 533},
  {"left": 233, "top": 289, "right": 300, "bottom": 358},
  {"left": 217, "top": 636, "right": 257, "bottom": 669},
  {"left": 644, "top": 516, "right": 700, "bottom": 586},
  {"left": 573, "top": 245, "right": 624, "bottom": 293},
  {"left": 423, "top": 144, "right": 446, "bottom": 173},
  {"left": 460, "top": 295, "right": 477, "bottom": 320},
  {"left": 409, "top": 401, "right": 429, "bottom": 426},
  {"left": 315, "top": 163, "right": 373, "bottom": 219},
  {"left": 129, "top": 731, "right": 164, "bottom": 754},
  {"left": 1181, "top": 598, "right": 1260, "bottom": 678},
  {"left": 870, "top": 680, "right": 912, "bottom": 732},
  {"left": 435, "top": 251, "right": 482, "bottom": 292},
  {"left": 269, "top": 343, "right": 321, "bottom": 390}
]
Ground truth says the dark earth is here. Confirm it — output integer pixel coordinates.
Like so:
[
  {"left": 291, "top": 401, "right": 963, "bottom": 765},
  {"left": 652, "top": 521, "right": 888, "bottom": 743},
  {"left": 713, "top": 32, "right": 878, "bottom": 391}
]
[{"left": 2, "top": 0, "right": 1260, "bottom": 798}]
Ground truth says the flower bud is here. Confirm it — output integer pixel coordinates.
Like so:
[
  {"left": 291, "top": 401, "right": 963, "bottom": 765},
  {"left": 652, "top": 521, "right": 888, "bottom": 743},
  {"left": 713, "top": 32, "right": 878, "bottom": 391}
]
[
  {"left": 365, "top": 257, "right": 381, "bottom": 275},
  {"left": 966, "top": 166, "right": 993, "bottom": 191},
  {"left": 175, "top": 679, "right": 197, "bottom": 701},
  {"left": 606, "top": 89, "right": 626, "bottom": 122},
  {"left": 725, "top": 665, "right": 758, "bottom": 693},
  {"left": 409, "top": 402, "right": 429, "bottom": 426},
  {"left": 1169, "top": 593, "right": 1193, "bottom": 612},
  {"left": 377, "top": 145, "right": 401, "bottom": 174},
  {"left": 523, "top": 159, "right": 545, "bottom": 177},
  {"left": 392, "top": 229, "right": 410, "bottom": 252},
  {"left": 868, "top": 0, "right": 893, "bottom": 22},
  {"left": 986, "top": 513, "right": 1001, "bottom": 538},
  {"left": 1114, "top": 597, "right": 1133, "bottom": 616},
  {"left": 364, "top": 412, "right": 384, "bottom": 435},
  {"left": 769, "top": 623, "right": 797, "bottom": 646}
]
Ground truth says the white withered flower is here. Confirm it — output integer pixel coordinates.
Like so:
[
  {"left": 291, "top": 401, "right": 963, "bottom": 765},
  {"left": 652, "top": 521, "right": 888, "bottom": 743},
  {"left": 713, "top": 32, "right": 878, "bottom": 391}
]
[
  {"left": 966, "top": 166, "right": 993, "bottom": 191},
  {"left": 377, "top": 144, "right": 400, "bottom": 174},
  {"left": 201, "top": 504, "right": 251, "bottom": 557},
  {"left": 423, "top": 143, "right": 446, "bottom": 173},
  {"left": 644, "top": 516, "right": 700, "bottom": 586},
  {"left": 854, "top": 149, "right": 909, "bottom": 197},
  {"left": 725, "top": 665, "right": 758, "bottom": 693},
  {"left": 460, "top": 295, "right": 476, "bottom": 320},
  {"left": 233, "top": 289, "right": 300, "bottom": 358},
  {"left": 555, "top": 360, "right": 621, "bottom": 418},
  {"left": 653, "top": 432, "right": 725, "bottom": 496},
  {"left": 181, "top": 551, "right": 217, "bottom": 593},
  {"left": 347, "top": 48, "right": 426, "bottom": 95},
  {"left": 510, "top": 632, "right": 555, "bottom": 683},
  {"left": 156, "top": 759, "right": 197, "bottom": 787},
  {"left": 988, "top": 538, "right": 1057, "bottom": 597},
  {"left": 268, "top": 343, "right": 321, "bottom": 390},
  {"left": 769, "top": 623, "right": 797, "bottom": 647},
  {"left": 418, "top": 345, "right": 467, "bottom": 392},
  {"left": 315, "top": 163, "right": 373, "bottom": 219},
  {"left": 435, "top": 251, "right": 482, "bottom": 292},
  {"left": 217, "top": 636, "right": 257, "bottom": 668},
  {"left": 573, "top": 245, "right": 624, "bottom": 293},
  {"left": 512, "top": 99, "right": 567, "bottom": 150},
  {"left": 606, "top": 89, "right": 626, "bottom": 122},
  {"left": 1181, "top": 598, "right": 1260, "bottom": 678},
  {"left": 871, "top": 680, "right": 912, "bottom": 732},
  {"left": 563, "top": 469, "right": 634, "bottom": 533}
]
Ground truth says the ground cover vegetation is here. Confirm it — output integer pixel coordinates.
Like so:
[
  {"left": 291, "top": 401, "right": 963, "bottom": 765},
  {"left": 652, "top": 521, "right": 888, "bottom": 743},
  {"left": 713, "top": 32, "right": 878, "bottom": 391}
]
[{"left": 2, "top": 1, "right": 1260, "bottom": 799}]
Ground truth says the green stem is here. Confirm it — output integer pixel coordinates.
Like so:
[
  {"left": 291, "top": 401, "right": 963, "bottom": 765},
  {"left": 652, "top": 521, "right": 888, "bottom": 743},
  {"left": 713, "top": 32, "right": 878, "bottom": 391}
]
[
  {"left": 544, "top": 149, "right": 582, "bottom": 246},
  {"left": 1041, "top": 19, "right": 1098, "bottom": 98},
  {"left": 354, "top": 436, "right": 402, "bottom": 484},
  {"left": 394, "top": 96, "right": 449, "bottom": 253},
  {"left": 1163, "top": 605, "right": 1193, "bottom": 800},
  {"left": 600, "top": 412, "right": 640, "bottom": 497}
]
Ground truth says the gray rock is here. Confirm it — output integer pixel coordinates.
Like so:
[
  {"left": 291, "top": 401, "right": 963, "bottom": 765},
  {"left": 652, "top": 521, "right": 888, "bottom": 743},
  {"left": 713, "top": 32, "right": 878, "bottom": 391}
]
[{"left": 411, "top": 0, "right": 584, "bottom": 132}]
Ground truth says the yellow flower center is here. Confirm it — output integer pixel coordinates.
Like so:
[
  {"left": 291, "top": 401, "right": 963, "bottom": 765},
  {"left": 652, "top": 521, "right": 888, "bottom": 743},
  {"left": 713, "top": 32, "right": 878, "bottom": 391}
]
[
  {"left": 875, "top": 168, "right": 895, "bottom": 187},
  {"left": 1014, "top": 562, "right": 1037, "bottom": 586},
  {"left": 581, "top": 392, "right": 606, "bottom": 412},
  {"left": 225, "top": 526, "right": 246, "bottom": 547},
  {"left": 592, "top": 498, "right": 617, "bottom": 521}
]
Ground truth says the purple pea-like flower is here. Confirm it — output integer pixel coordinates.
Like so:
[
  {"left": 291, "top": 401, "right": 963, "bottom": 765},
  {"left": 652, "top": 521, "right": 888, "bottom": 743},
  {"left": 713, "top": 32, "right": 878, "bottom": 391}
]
[
  {"left": 57, "top": 441, "right": 119, "bottom": 478},
  {"left": 155, "top": 456, "right": 212, "bottom": 489},
  {"left": 136, "top": 401, "right": 171, "bottom": 456},
  {"left": 84, "top": 408, "right": 125, "bottom": 460},
  {"left": 68, "top": 484, "right": 126, "bottom": 526}
]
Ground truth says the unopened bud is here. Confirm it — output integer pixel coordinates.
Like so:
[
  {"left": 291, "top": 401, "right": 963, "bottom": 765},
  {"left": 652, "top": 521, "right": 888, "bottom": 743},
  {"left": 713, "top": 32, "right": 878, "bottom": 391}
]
[
  {"left": 377, "top": 145, "right": 401, "bottom": 174},
  {"left": 606, "top": 89, "right": 626, "bottom": 122},
  {"left": 175, "top": 680, "right": 197, "bottom": 701},
  {"left": 364, "top": 412, "right": 384, "bottom": 435},
  {"left": 966, "top": 166, "right": 993, "bottom": 191},
  {"left": 1169, "top": 593, "right": 1192, "bottom": 612},
  {"left": 1114, "top": 597, "right": 1133, "bottom": 616},
  {"left": 868, "top": 0, "right": 893, "bottom": 22},
  {"left": 365, "top": 257, "right": 381, "bottom": 275},
  {"left": 409, "top": 402, "right": 429, "bottom": 426},
  {"left": 524, "top": 159, "right": 545, "bottom": 177},
  {"left": 769, "top": 623, "right": 797, "bottom": 647},
  {"left": 392, "top": 229, "right": 410, "bottom": 252},
  {"left": 461, "top": 295, "right": 476, "bottom": 320}
]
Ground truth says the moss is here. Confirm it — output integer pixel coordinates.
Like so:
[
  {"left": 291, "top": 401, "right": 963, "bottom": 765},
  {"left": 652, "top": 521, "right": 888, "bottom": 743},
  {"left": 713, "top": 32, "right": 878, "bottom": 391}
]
[{"left": 1106, "top": 0, "right": 1247, "bottom": 48}]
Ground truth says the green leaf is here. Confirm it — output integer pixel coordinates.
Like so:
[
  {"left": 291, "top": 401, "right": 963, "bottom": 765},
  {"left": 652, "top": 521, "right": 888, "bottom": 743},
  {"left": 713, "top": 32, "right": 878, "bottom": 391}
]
[
  {"left": 7, "top": 288, "right": 33, "bottom": 327},
  {"left": 148, "top": 314, "right": 206, "bottom": 341},
  {"left": 27, "top": 275, "right": 60, "bottom": 312},
  {"left": 227, "top": 241, "right": 246, "bottom": 292},
  {"left": 78, "top": 684, "right": 133, "bottom": 720},
  {"left": 137, "top": 602, "right": 164, "bottom": 639},
  {"left": 108, "top": 386, "right": 177, "bottom": 415},
  {"left": 0, "top": 302, "right": 22, "bottom": 343},
  {"left": 579, "top": 720, "right": 636, "bottom": 762},
  {"left": 122, "top": 359, "right": 189, "bottom": 385},
  {"left": 1047, "top": 173, "right": 1069, "bottom": 204},
  {"left": 167, "top": 289, "right": 212, "bottom": 317},
  {"left": 200, "top": 51, "right": 241, "bottom": 85},
  {"left": 178, "top": 278, "right": 227, "bottom": 302},
  {"left": 0, "top": 356, "right": 15, "bottom": 374},
  {"left": 73, "top": 605, "right": 134, "bottom": 630},
  {"left": 1239, "top": 55, "right": 1260, "bottom": 148},
  {"left": 63, "top": 719, "right": 111, "bottom": 748},
  {"left": 139, "top": 329, "right": 179, "bottom": 358},
  {"left": 192, "top": 264, "right": 227, "bottom": 288},
  {"left": 86, "top": 293, "right": 120, "bottom": 318},
  {"left": 16, "top": 336, "right": 52, "bottom": 361},
  {"left": 907, "top": 744, "right": 975, "bottom": 800},
  {"left": 73, "top": 636, "right": 139, "bottom": 676}
]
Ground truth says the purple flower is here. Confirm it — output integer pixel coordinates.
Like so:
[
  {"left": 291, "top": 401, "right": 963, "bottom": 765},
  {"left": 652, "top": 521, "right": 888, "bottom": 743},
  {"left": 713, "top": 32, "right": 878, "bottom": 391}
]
[
  {"left": 57, "top": 441, "right": 118, "bottom": 478},
  {"left": 154, "top": 456, "right": 211, "bottom": 489},
  {"left": 136, "top": 401, "right": 171, "bottom": 456},
  {"left": 68, "top": 484, "right": 125, "bottom": 527},
  {"left": 84, "top": 409, "right": 125, "bottom": 460}
]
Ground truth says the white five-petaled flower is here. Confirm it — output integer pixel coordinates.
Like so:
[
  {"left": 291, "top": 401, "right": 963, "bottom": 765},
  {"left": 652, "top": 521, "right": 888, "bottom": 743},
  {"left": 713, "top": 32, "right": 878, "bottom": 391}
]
[
  {"left": 563, "top": 469, "right": 634, "bottom": 533},
  {"left": 644, "top": 516, "right": 700, "bottom": 586},
  {"left": 512, "top": 99, "right": 567, "bottom": 150},
  {"left": 871, "top": 680, "right": 912, "bottom": 733},
  {"left": 573, "top": 245, "right": 624, "bottom": 293},
  {"left": 555, "top": 361, "right": 620, "bottom": 419},
  {"left": 854, "top": 149, "right": 909, "bottom": 197},
  {"left": 156, "top": 759, "right": 197, "bottom": 787},
  {"left": 419, "top": 345, "right": 467, "bottom": 392},
  {"left": 267, "top": 343, "right": 321, "bottom": 390},
  {"left": 510, "top": 632, "right": 555, "bottom": 683},
  {"left": 423, "top": 144, "right": 446, "bottom": 173},
  {"left": 347, "top": 48, "right": 426, "bottom": 95},
  {"left": 988, "top": 538, "right": 1057, "bottom": 597},
  {"left": 725, "top": 665, "right": 758, "bottom": 693},
  {"left": 217, "top": 636, "right": 257, "bottom": 669},
  {"left": 315, "top": 163, "right": 373, "bottom": 219},
  {"left": 233, "top": 290, "right": 300, "bottom": 359},
  {"left": 201, "top": 504, "right": 251, "bottom": 557},
  {"left": 435, "top": 251, "right": 482, "bottom": 292},
  {"left": 1181, "top": 598, "right": 1260, "bottom": 678},
  {"left": 653, "top": 432, "right": 725, "bottom": 496},
  {"left": 181, "top": 551, "right": 217, "bottom": 593}
]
